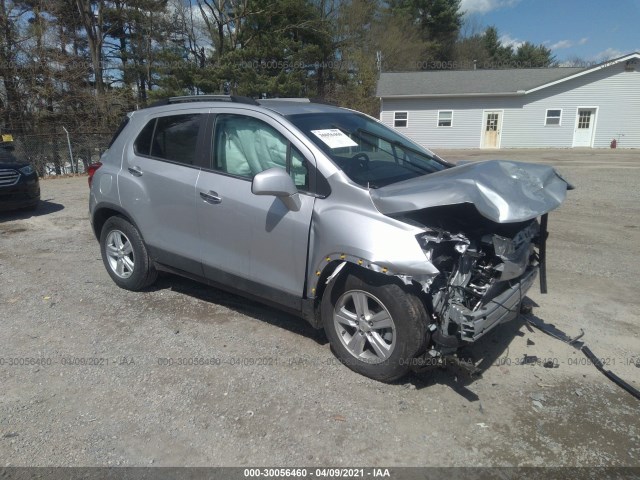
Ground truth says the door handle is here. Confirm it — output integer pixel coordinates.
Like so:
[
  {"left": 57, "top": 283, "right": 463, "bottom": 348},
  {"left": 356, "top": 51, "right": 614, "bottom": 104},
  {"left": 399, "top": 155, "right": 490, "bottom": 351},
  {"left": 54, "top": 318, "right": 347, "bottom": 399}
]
[
  {"left": 200, "top": 191, "right": 222, "bottom": 204},
  {"left": 128, "top": 166, "right": 143, "bottom": 177}
]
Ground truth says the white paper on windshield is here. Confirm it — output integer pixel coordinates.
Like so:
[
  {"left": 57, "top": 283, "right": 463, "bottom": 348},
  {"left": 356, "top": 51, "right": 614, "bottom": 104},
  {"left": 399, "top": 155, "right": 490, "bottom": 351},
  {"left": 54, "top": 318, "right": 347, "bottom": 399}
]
[{"left": 311, "top": 129, "right": 358, "bottom": 149}]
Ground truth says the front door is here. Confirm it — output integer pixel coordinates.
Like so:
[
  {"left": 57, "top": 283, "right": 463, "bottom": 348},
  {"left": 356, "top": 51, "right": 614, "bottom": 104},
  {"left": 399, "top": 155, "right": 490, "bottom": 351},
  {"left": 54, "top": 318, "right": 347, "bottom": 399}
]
[
  {"left": 573, "top": 108, "right": 597, "bottom": 147},
  {"left": 196, "top": 111, "right": 315, "bottom": 306},
  {"left": 481, "top": 111, "right": 502, "bottom": 148}
]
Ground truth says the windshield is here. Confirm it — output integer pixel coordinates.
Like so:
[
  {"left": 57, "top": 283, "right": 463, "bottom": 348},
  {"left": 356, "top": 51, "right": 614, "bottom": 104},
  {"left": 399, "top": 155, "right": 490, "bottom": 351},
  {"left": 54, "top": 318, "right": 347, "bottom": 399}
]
[{"left": 287, "top": 112, "right": 449, "bottom": 188}]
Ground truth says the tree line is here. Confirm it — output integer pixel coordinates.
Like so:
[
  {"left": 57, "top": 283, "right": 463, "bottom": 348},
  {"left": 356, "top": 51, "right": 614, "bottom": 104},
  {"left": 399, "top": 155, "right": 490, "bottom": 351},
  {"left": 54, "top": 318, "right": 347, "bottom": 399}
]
[{"left": 0, "top": 0, "right": 556, "bottom": 136}]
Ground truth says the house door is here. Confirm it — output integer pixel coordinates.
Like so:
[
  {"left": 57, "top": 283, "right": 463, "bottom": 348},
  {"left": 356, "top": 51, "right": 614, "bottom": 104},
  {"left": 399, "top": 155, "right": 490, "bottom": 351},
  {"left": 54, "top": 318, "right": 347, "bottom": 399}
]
[
  {"left": 573, "top": 108, "right": 597, "bottom": 147},
  {"left": 481, "top": 111, "right": 502, "bottom": 148}
]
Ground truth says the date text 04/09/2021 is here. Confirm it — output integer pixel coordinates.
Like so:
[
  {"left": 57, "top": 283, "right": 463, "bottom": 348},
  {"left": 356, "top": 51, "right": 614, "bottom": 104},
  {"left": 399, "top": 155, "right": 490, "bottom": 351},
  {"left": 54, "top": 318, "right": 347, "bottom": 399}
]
[{"left": 243, "top": 468, "right": 391, "bottom": 478}]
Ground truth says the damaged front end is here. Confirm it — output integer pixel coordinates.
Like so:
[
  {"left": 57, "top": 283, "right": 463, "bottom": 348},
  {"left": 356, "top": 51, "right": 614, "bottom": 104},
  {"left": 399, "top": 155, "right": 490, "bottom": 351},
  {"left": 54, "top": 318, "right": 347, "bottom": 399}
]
[
  {"left": 413, "top": 209, "right": 542, "bottom": 348},
  {"left": 368, "top": 160, "right": 571, "bottom": 352}
]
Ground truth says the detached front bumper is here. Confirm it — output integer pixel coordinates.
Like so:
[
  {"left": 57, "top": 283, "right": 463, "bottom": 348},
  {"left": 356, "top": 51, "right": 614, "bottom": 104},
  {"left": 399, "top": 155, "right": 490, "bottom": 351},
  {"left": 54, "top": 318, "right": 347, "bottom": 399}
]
[{"left": 451, "top": 267, "right": 538, "bottom": 342}]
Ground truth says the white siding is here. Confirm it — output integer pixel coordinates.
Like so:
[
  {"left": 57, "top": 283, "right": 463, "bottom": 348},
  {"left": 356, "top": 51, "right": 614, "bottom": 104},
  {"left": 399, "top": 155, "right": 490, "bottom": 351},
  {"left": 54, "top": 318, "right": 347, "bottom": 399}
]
[{"left": 380, "top": 63, "right": 640, "bottom": 149}]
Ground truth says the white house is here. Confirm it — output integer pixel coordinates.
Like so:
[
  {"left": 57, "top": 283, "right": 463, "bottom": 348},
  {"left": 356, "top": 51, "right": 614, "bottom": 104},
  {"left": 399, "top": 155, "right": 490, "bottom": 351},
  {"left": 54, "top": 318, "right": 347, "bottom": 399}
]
[{"left": 377, "top": 52, "right": 640, "bottom": 149}]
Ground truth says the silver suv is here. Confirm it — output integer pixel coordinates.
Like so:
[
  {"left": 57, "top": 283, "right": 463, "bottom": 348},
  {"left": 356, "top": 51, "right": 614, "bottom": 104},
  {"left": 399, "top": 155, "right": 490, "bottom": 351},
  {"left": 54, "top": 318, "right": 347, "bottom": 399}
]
[{"left": 89, "top": 96, "right": 570, "bottom": 381}]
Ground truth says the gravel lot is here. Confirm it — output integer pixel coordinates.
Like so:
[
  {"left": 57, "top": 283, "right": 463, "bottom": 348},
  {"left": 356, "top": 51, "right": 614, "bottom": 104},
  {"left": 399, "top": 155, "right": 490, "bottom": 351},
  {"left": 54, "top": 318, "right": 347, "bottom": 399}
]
[{"left": 0, "top": 149, "right": 639, "bottom": 468}]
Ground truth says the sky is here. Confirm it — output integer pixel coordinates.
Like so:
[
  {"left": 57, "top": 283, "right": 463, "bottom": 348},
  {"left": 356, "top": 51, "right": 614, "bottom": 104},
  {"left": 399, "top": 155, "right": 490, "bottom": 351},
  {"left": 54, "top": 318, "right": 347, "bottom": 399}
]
[{"left": 459, "top": 0, "right": 640, "bottom": 63}]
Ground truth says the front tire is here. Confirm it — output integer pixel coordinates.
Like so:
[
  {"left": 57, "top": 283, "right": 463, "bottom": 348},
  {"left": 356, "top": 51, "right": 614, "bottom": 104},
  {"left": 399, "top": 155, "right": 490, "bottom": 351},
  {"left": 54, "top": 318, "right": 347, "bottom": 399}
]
[
  {"left": 322, "top": 269, "right": 429, "bottom": 382},
  {"left": 100, "top": 216, "right": 157, "bottom": 291}
]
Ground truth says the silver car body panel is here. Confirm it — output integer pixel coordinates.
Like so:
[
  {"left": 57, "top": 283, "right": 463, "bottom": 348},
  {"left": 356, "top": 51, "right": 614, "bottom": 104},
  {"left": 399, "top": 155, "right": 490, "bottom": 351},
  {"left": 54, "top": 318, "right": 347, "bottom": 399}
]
[
  {"left": 196, "top": 168, "right": 315, "bottom": 297},
  {"left": 305, "top": 169, "right": 440, "bottom": 297}
]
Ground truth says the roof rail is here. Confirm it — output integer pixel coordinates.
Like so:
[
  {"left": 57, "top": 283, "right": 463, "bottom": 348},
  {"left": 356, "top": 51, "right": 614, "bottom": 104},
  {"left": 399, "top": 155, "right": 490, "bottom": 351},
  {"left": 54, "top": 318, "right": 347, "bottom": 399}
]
[
  {"left": 147, "top": 95, "right": 259, "bottom": 108},
  {"left": 309, "top": 97, "right": 337, "bottom": 106},
  {"left": 259, "top": 98, "right": 311, "bottom": 103}
]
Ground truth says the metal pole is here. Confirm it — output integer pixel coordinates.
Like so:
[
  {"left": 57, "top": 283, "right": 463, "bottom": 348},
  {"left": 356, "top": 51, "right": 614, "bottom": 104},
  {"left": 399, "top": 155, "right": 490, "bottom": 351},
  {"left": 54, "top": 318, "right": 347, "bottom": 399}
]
[
  {"left": 539, "top": 213, "right": 548, "bottom": 294},
  {"left": 62, "top": 126, "right": 74, "bottom": 174}
]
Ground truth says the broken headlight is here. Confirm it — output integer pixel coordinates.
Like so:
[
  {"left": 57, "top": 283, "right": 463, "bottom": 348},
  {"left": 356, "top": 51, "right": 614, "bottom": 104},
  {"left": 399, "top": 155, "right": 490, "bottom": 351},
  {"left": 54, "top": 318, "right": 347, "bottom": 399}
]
[{"left": 490, "top": 234, "right": 515, "bottom": 257}]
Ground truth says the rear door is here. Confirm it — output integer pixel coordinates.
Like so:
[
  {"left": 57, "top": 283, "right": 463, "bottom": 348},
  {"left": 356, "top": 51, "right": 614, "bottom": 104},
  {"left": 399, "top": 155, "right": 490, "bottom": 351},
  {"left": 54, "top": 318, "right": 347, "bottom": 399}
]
[
  {"left": 195, "top": 111, "right": 315, "bottom": 306},
  {"left": 118, "top": 110, "right": 206, "bottom": 274}
]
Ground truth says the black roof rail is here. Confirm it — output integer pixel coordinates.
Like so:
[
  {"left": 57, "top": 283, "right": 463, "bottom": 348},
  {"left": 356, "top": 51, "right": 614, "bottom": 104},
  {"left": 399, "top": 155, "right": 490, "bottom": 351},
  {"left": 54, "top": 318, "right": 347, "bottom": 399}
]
[
  {"left": 146, "top": 95, "right": 259, "bottom": 109},
  {"left": 259, "top": 98, "right": 311, "bottom": 103},
  {"left": 229, "top": 95, "right": 260, "bottom": 106}
]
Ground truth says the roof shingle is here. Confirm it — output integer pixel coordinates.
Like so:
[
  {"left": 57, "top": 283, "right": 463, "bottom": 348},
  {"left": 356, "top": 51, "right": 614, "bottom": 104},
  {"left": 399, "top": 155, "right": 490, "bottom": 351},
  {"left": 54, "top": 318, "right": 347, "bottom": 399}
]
[{"left": 376, "top": 67, "right": 587, "bottom": 97}]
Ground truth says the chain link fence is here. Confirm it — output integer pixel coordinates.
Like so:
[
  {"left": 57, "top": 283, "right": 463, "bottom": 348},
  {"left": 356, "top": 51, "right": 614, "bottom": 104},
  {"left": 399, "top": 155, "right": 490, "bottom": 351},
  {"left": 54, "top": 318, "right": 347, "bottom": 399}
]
[{"left": 12, "top": 133, "right": 112, "bottom": 177}]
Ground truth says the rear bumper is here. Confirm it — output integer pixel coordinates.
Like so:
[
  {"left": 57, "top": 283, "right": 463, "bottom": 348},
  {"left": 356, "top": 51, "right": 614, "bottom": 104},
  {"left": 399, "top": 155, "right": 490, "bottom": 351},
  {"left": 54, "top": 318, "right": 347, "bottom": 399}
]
[
  {"left": 451, "top": 267, "right": 538, "bottom": 342},
  {"left": 0, "top": 178, "right": 40, "bottom": 211}
]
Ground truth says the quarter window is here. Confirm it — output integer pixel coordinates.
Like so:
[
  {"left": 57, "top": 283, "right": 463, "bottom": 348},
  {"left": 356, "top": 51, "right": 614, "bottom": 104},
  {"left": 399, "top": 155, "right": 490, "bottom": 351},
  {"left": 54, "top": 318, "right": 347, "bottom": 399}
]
[
  {"left": 545, "top": 109, "right": 562, "bottom": 126},
  {"left": 213, "top": 114, "right": 309, "bottom": 190},
  {"left": 134, "top": 114, "right": 202, "bottom": 165},
  {"left": 437, "top": 110, "right": 453, "bottom": 127},
  {"left": 394, "top": 112, "right": 408, "bottom": 128},
  {"left": 133, "top": 120, "right": 155, "bottom": 156}
]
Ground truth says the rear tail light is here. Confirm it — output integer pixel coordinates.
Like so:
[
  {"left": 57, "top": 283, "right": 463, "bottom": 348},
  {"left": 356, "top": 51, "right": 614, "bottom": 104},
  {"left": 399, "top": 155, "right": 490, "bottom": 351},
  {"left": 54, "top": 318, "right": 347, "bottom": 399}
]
[{"left": 87, "top": 162, "right": 102, "bottom": 188}]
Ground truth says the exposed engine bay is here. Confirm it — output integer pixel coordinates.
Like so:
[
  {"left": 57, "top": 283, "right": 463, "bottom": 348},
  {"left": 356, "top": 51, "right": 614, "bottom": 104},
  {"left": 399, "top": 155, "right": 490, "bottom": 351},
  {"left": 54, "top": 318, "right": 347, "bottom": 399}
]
[{"left": 405, "top": 203, "right": 544, "bottom": 348}]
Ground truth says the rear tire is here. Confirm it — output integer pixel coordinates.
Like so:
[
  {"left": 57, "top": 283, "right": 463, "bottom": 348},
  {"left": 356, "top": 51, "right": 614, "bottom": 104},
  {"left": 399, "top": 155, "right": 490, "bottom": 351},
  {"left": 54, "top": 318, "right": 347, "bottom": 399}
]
[
  {"left": 100, "top": 216, "right": 157, "bottom": 291},
  {"left": 322, "top": 269, "right": 429, "bottom": 382}
]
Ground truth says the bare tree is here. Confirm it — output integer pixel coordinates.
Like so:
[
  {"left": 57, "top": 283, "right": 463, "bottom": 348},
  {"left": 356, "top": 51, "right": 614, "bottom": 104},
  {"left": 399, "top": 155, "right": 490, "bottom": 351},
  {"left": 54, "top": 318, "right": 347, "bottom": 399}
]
[{"left": 76, "top": 0, "right": 108, "bottom": 94}]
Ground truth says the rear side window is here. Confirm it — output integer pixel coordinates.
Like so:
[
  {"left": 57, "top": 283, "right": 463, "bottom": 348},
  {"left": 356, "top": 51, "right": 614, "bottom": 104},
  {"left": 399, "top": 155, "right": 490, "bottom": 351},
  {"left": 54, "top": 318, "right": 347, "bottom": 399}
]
[
  {"left": 134, "top": 120, "right": 155, "bottom": 155},
  {"left": 134, "top": 114, "right": 202, "bottom": 165}
]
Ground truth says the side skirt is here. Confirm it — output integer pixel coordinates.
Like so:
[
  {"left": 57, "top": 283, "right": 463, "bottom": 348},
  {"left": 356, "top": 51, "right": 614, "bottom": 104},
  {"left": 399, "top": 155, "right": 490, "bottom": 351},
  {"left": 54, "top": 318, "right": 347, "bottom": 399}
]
[{"left": 154, "top": 262, "right": 320, "bottom": 329}]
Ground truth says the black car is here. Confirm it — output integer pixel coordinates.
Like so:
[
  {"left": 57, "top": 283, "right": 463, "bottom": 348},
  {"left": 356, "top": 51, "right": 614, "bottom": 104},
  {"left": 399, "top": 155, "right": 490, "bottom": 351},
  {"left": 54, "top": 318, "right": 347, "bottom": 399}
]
[{"left": 0, "top": 144, "right": 40, "bottom": 212}]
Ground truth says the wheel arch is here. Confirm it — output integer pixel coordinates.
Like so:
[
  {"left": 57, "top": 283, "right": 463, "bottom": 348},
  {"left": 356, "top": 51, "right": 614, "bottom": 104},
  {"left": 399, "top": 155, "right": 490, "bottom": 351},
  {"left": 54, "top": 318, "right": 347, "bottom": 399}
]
[
  {"left": 91, "top": 203, "right": 140, "bottom": 241},
  {"left": 318, "top": 260, "right": 433, "bottom": 382},
  {"left": 311, "top": 255, "right": 428, "bottom": 299},
  {"left": 311, "top": 256, "right": 435, "bottom": 327}
]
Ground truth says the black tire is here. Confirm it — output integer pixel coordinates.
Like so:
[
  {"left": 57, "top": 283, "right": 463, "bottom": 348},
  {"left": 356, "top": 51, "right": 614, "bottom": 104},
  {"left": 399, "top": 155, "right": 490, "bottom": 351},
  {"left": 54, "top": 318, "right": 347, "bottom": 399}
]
[
  {"left": 100, "top": 216, "right": 157, "bottom": 291},
  {"left": 321, "top": 268, "right": 429, "bottom": 382}
]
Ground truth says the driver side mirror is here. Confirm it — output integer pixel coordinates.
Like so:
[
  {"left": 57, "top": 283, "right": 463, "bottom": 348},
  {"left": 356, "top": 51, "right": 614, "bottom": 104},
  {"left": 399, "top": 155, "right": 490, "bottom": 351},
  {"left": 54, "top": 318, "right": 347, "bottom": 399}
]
[{"left": 251, "top": 167, "right": 301, "bottom": 212}]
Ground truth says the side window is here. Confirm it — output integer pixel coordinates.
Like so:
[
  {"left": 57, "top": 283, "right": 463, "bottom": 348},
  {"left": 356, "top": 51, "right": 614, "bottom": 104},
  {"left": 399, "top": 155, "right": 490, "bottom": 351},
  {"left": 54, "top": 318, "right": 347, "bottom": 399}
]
[
  {"left": 134, "top": 119, "right": 155, "bottom": 156},
  {"left": 151, "top": 114, "right": 202, "bottom": 164},
  {"left": 290, "top": 146, "right": 309, "bottom": 191},
  {"left": 437, "top": 110, "right": 453, "bottom": 127},
  {"left": 213, "top": 114, "right": 309, "bottom": 191},
  {"left": 545, "top": 109, "right": 562, "bottom": 126},
  {"left": 134, "top": 114, "right": 201, "bottom": 164},
  {"left": 394, "top": 112, "right": 408, "bottom": 128}
]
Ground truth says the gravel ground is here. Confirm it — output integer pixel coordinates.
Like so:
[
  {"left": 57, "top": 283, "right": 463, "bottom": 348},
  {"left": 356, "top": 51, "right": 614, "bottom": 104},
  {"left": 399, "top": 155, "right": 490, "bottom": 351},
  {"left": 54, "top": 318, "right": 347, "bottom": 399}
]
[{"left": 0, "top": 149, "right": 639, "bottom": 467}]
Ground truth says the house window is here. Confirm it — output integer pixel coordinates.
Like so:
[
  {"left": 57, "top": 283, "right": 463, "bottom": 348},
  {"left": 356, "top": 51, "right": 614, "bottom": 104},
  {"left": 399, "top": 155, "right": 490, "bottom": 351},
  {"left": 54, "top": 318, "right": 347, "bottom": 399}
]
[
  {"left": 545, "top": 109, "right": 562, "bottom": 126},
  {"left": 438, "top": 110, "right": 453, "bottom": 127},
  {"left": 394, "top": 112, "right": 408, "bottom": 128}
]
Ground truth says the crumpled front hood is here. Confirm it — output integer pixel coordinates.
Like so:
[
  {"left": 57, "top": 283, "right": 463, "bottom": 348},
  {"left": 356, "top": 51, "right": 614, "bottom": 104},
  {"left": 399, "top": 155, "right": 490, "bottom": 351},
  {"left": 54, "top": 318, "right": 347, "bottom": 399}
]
[{"left": 370, "top": 160, "right": 570, "bottom": 223}]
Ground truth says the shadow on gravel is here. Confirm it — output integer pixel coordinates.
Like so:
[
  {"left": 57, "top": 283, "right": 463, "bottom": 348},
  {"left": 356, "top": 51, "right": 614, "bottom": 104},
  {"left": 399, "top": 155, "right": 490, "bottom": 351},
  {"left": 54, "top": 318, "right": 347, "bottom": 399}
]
[
  {"left": 144, "top": 271, "right": 545, "bottom": 396},
  {"left": 0, "top": 199, "right": 64, "bottom": 223},
  {"left": 152, "top": 272, "right": 328, "bottom": 346},
  {"left": 406, "top": 310, "right": 536, "bottom": 401}
]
